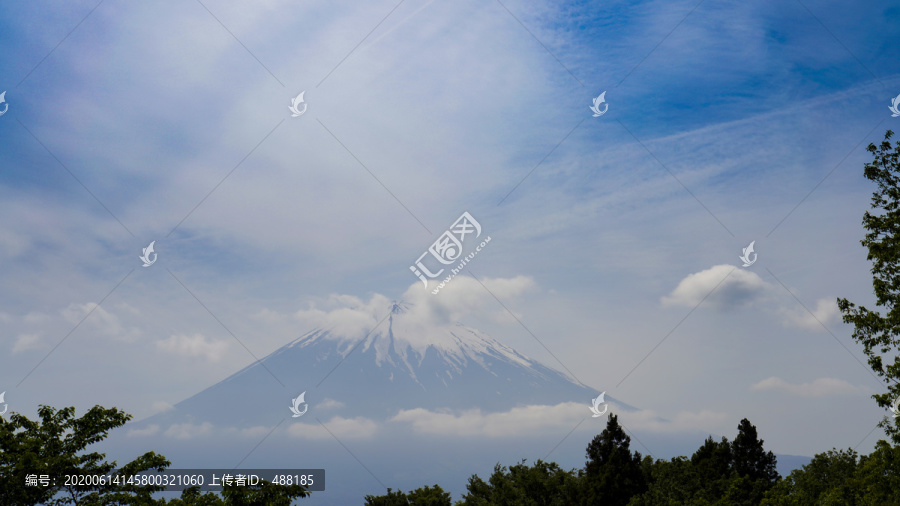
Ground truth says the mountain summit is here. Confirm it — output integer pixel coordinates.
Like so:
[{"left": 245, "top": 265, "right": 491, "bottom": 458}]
[{"left": 139, "top": 302, "right": 616, "bottom": 429}]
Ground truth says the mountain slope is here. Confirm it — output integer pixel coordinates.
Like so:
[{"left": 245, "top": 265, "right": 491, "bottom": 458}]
[{"left": 139, "top": 302, "right": 627, "bottom": 429}]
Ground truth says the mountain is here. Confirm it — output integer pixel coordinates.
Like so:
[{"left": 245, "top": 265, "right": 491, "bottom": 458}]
[
  {"left": 138, "top": 302, "right": 627, "bottom": 429},
  {"left": 119, "top": 302, "right": 811, "bottom": 504}
]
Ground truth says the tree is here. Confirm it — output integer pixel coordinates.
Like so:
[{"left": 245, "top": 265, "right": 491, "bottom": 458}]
[
  {"left": 582, "top": 414, "right": 646, "bottom": 505},
  {"left": 628, "top": 419, "right": 778, "bottom": 505},
  {"left": 713, "top": 419, "right": 778, "bottom": 505},
  {"left": 690, "top": 436, "right": 734, "bottom": 502},
  {"left": 732, "top": 419, "right": 778, "bottom": 484},
  {"left": 761, "top": 448, "right": 859, "bottom": 505},
  {"left": 0, "top": 405, "right": 170, "bottom": 505},
  {"left": 364, "top": 485, "right": 451, "bottom": 506},
  {"left": 406, "top": 484, "right": 452, "bottom": 505},
  {"left": 164, "top": 481, "right": 309, "bottom": 506},
  {"left": 847, "top": 440, "right": 900, "bottom": 505},
  {"left": 626, "top": 456, "right": 696, "bottom": 506},
  {"left": 458, "top": 460, "right": 580, "bottom": 505},
  {"left": 837, "top": 129, "right": 900, "bottom": 443},
  {"left": 0, "top": 405, "right": 308, "bottom": 505}
]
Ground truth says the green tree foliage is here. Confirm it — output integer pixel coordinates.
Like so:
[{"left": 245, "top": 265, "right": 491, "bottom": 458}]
[
  {"left": 166, "top": 481, "right": 309, "bottom": 506},
  {"left": 848, "top": 440, "right": 900, "bottom": 505},
  {"left": 0, "top": 405, "right": 307, "bottom": 505},
  {"left": 630, "top": 419, "right": 777, "bottom": 505},
  {"left": 762, "top": 441, "right": 900, "bottom": 505},
  {"left": 626, "top": 456, "right": 695, "bottom": 505},
  {"left": 364, "top": 484, "right": 451, "bottom": 505},
  {"left": 406, "top": 484, "right": 453, "bottom": 505},
  {"left": 458, "top": 460, "right": 580, "bottom": 505},
  {"left": 726, "top": 419, "right": 778, "bottom": 504},
  {"left": 581, "top": 413, "right": 646, "bottom": 505},
  {"left": 0, "top": 405, "right": 169, "bottom": 505},
  {"left": 837, "top": 129, "right": 900, "bottom": 443},
  {"left": 690, "top": 436, "right": 734, "bottom": 502},
  {"left": 762, "top": 448, "right": 859, "bottom": 505}
]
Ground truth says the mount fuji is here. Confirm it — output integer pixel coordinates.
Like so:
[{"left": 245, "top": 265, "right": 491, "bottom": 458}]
[
  {"left": 137, "top": 302, "right": 629, "bottom": 430},
  {"left": 116, "top": 301, "right": 807, "bottom": 503}
]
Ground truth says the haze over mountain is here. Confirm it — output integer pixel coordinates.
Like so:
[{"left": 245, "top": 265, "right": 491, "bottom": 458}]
[{"left": 138, "top": 301, "right": 631, "bottom": 430}]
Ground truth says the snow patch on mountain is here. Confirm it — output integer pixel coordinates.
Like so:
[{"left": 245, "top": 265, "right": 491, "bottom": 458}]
[{"left": 287, "top": 302, "right": 546, "bottom": 387}]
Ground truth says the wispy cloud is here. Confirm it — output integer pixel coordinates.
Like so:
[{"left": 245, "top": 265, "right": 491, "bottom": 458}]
[
  {"left": 750, "top": 377, "right": 865, "bottom": 397},
  {"left": 287, "top": 416, "right": 379, "bottom": 440},
  {"left": 779, "top": 298, "right": 841, "bottom": 331},
  {"left": 156, "top": 334, "right": 229, "bottom": 362}
]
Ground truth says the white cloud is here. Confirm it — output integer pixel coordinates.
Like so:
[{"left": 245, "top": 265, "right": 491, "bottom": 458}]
[
  {"left": 662, "top": 264, "right": 769, "bottom": 310},
  {"left": 61, "top": 302, "right": 140, "bottom": 341},
  {"left": 164, "top": 422, "right": 214, "bottom": 439},
  {"left": 390, "top": 402, "right": 584, "bottom": 437},
  {"left": 157, "top": 334, "right": 229, "bottom": 362},
  {"left": 287, "top": 416, "right": 378, "bottom": 440},
  {"left": 390, "top": 402, "right": 729, "bottom": 437},
  {"left": 293, "top": 294, "right": 393, "bottom": 341},
  {"left": 401, "top": 275, "right": 536, "bottom": 326},
  {"left": 286, "top": 275, "right": 535, "bottom": 344},
  {"left": 12, "top": 333, "right": 45, "bottom": 353},
  {"left": 750, "top": 377, "right": 864, "bottom": 397},
  {"left": 127, "top": 424, "right": 160, "bottom": 437},
  {"left": 316, "top": 398, "right": 345, "bottom": 410},
  {"left": 780, "top": 298, "right": 841, "bottom": 331},
  {"left": 224, "top": 426, "right": 272, "bottom": 438}
]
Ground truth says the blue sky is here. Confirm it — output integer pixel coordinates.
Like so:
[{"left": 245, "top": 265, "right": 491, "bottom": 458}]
[{"left": 2, "top": 0, "right": 900, "bottom": 477}]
